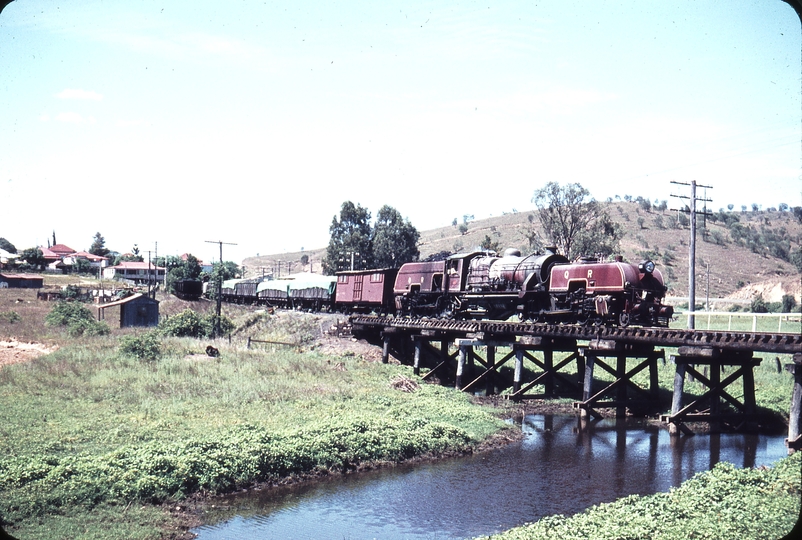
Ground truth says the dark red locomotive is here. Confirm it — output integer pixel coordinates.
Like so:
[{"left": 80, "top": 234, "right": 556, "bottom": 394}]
[{"left": 393, "top": 248, "right": 672, "bottom": 327}]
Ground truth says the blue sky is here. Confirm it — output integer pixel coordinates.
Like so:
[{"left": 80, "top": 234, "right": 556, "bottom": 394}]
[{"left": 1, "top": 0, "right": 800, "bottom": 264}]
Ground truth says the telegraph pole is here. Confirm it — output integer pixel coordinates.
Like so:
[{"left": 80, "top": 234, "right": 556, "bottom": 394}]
[
  {"left": 670, "top": 180, "right": 712, "bottom": 329},
  {"left": 205, "top": 240, "right": 237, "bottom": 338}
]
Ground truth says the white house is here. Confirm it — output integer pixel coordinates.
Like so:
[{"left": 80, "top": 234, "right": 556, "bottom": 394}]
[{"left": 103, "top": 261, "right": 166, "bottom": 284}]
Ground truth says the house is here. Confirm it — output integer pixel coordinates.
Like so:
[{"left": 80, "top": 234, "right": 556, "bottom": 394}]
[
  {"left": 0, "top": 248, "right": 19, "bottom": 270},
  {"left": 64, "top": 251, "right": 109, "bottom": 272},
  {"left": 96, "top": 293, "right": 159, "bottom": 328},
  {"left": 0, "top": 273, "right": 44, "bottom": 288},
  {"left": 41, "top": 244, "right": 76, "bottom": 268},
  {"left": 103, "top": 261, "right": 166, "bottom": 284}
]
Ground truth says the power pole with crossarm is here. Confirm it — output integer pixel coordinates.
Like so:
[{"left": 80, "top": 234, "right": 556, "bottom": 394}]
[{"left": 205, "top": 240, "right": 237, "bottom": 338}]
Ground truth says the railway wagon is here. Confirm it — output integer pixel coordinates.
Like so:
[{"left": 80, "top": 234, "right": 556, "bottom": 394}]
[
  {"left": 173, "top": 279, "right": 203, "bottom": 300},
  {"left": 335, "top": 268, "right": 398, "bottom": 314},
  {"left": 256, "top": 279, "right": 291, "bottom": 308},
  {"left": 288, "top": 274, "right": 337, "bottom": 311}
]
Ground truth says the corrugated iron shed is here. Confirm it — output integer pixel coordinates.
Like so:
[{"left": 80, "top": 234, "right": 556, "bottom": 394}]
[
  {"left": 0, "top": 273, "right": 44, "bottom": 288},
  {"left": 96, "top": 293, "right": 159, "bottom": 328}
]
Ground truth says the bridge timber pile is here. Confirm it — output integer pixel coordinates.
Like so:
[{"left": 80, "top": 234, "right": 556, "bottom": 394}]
[{"left": 349, "top": 316, "right": 802, "bottom": 452}]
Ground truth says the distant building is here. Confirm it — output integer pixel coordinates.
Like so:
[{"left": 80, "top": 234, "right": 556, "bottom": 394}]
[
  {"left": 96, "top": 293, "right": 159, "bottom": 328},
  {"left": 0, "top": 273, "right": 44, "bottom": 288},
  {"left": 0, "top": 249, "right": 19, "bottom": 270},
  {"left": 103, "top": 262, "right": 166, "bottom": 284},
  {"left": 70, "top": 251, "right": 109, "bottom": 269}
]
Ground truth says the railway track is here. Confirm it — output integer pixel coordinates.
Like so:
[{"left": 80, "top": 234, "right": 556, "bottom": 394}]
[{"left": 350, "top": 316, "right": 802, "bottom": 354}]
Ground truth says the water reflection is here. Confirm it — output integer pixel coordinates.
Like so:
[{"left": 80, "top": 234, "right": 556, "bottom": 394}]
[{"left": 193, "top": 415, "right": 787, "bottom": 540}]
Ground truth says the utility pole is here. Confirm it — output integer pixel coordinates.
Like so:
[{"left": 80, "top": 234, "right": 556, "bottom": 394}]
[
  {"left": 205, "top": 240, "right": 237, "bottom": 338},
  {"left": 670, "top": 180, "right": 712, "bottom": 329}
]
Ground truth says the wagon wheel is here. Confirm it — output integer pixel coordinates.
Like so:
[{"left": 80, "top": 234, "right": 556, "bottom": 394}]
[{"left": 617, "top": 312, "right": 631, "bottom": 327}]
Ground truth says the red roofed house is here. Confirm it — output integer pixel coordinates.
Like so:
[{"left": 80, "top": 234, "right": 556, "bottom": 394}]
[
  {"left": 40, "top": 244, "right": 76, "bottom": 269},
  {"left": 39, "top": 244, "right": 109, "bottom": 274}
]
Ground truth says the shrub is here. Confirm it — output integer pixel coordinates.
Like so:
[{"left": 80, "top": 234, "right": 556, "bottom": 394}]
[
  {"left": 781, "top": 294, "right": 797, "bottom": 313},
  {"left": 751, "top": 294, "right": 769, "bottom": 313},
  {"left": 119, "top": 331, "right": 162, "bottom": 360},
  {"left": 0, "top": 311, "right": 21, "bottom": 323},
  {"left": 45, "top": 301, "right": 110, "bottom": 336},
  {"left": 158, "top": 308, "right": 233, "bottom": 339}
]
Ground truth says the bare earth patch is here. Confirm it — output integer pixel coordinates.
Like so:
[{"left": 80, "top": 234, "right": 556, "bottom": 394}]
[{"left": 0, "top": 339, "right": 57, "bottom": 368}]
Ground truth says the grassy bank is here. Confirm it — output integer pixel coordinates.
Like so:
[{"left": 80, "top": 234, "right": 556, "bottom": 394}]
[
  {"left": 0, "top": 312, "right": 509, "bottom": 539},
  {"left": 482, "top": 451, "right": 801, "bottom": 540},
  {"left": 1, "top": 290, "right": 799, "bottom": 539}
]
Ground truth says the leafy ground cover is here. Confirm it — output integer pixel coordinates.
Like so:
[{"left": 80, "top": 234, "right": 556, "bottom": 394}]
[{"left": 482, "top": 451, "right": 801, "bottom": 540}]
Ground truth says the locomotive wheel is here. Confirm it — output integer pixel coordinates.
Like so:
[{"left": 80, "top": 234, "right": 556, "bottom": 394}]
[{"left": 618, "top": 312, "right": 631, "bottom": 327}]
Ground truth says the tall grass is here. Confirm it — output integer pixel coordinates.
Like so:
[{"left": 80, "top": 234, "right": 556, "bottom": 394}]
[{"left": 0, "top": 332, "right": 507, "bottom": 539}]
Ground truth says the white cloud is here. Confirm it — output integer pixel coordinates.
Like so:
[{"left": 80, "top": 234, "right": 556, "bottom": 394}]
[
  {"left": 39, "top": 113, "right": 50, "bottom": 122},
  {"left": 55, "top": 88, "right": 104, "bottom": 101}
]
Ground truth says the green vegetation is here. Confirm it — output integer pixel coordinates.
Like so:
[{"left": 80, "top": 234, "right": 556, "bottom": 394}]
[
  {"left": 157, "top": 308, "right": 233, "bottom": 338},
  {"left": 530, "top": 182, "right": 623, "bottom": 259},
  {"left": 118, "top": 330, "right": 162, "bottom": 360},
  {"left": 323, "top": 201, "right": 420, "bottom": 273},
  {"left": 44, "top": 301, "right": 110, "bottom": 337},
  {"left": 0, "top": 327, "right": 506, "bottom": 539},
  {"left": 483, "top": 452, "right": 800, "bottom": 540},
  {"left": 0, "top": 311, "right": 20, "bottom": 324}
]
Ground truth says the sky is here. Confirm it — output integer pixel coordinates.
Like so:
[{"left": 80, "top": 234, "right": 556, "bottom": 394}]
[{"left": 1, "top": 0, "right": 800, "bottom": 265}]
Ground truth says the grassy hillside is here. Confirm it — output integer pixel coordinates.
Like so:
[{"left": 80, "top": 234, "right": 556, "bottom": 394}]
[{"left": 243, "top": 202, "right": 802, "bottom": 302}]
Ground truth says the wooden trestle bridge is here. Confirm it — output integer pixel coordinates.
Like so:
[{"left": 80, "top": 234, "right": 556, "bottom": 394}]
[{"left": 349, "top": 316, "right": 802, "bottom": 452}]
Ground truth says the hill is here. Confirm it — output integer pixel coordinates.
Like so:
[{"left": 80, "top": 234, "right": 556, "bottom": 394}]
[{"left": 243, "top": 201, "right": 802, "bottom": 304}]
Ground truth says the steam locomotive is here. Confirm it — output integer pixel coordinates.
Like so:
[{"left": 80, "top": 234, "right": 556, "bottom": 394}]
[
  {"left": 391, "top": 248, "right": 672, "bottom": 327},
  {"left": 204, "top": 248, "right": 673, "bottom": 327}
]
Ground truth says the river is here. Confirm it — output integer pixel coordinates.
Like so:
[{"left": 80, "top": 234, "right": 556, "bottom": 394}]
[{"left": 192, "top": 415, "right": 788, "bottom": 539}]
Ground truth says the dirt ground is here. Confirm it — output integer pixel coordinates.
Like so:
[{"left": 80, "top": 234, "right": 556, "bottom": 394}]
[{"left": 0, "top": 339, "right": 57, "bottom": 368}]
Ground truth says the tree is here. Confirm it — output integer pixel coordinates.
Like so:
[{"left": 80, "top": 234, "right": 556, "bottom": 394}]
[
  {"left": 73, "top": 258, "right": 92, "bottom": 274},
  {"left": 89, "top": 232, "right": 110, "bottom": 257},
  {"left": 162, "top": 254, "right": 203, "bottom": 292},
  {"left": 530, "top": 182, "right": 623, "bottom": 259},
  {"left": 371, "top": 205, "right": 420, "bottom": 268},
  {"left": 20, "top": 247, "right": 45, "bottom": 269},
  {"left": 323, "top": 201, "right": 373, "bottom": 274},
  {"left": 0, "top": 237, "right": 16, "bottom": 254},
  {"left": 115, "top": 244, "right": 144, "bottom": 264},
  {"left": 480, "top": 235, "right": 501, "bottom": 252}
]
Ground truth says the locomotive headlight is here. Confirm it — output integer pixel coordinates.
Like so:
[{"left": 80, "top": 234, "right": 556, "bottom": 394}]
[{"left": 638, "top": 260, "right": 656, "bottom": 274}]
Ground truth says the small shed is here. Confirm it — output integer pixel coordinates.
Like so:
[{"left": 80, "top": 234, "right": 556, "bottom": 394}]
[
  {"left": 0, "top": 273, "right": 44, "bottom": 289},
  {"left": 96, "top": 293, "right": 159, "bottom": 328}
]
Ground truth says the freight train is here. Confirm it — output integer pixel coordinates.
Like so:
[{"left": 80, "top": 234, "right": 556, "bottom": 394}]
[{"left": 195, "top": 248, "right": 673, "bottom": 327}]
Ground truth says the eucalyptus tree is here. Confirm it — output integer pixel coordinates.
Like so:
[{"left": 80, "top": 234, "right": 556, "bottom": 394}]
[
  {"left": 371, "top": 205, "right": 420, "bottom": 268},
  {"left": 323, "top": 201, "right": 373, "bottom": 274},
  {"left": 530, "top": 182, "right": 623, "bottom": 259}
]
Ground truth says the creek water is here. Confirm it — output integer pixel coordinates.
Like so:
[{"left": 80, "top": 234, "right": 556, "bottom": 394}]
[{"left": 192, "top": 415, "right": 788, "bottom": 540}]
